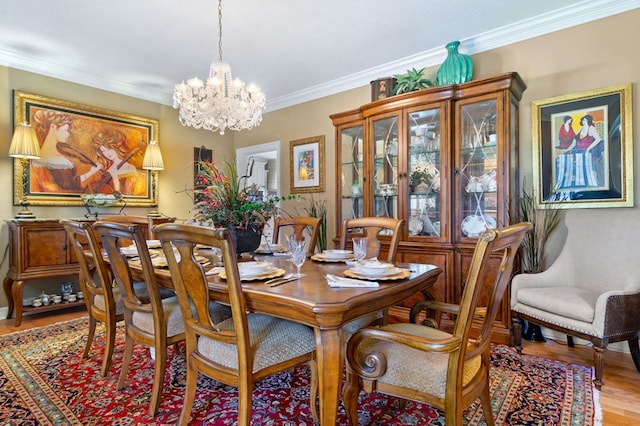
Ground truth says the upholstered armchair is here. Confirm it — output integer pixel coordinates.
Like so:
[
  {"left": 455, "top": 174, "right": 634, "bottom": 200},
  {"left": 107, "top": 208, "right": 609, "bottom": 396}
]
[{"left": 511, "top": 208, "right": 640, "bottom": 389}]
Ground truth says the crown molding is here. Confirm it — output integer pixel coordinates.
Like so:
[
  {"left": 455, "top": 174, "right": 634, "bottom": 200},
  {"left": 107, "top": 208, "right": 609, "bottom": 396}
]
[{"left": 1, "top": 0, "right": 638, "bottom": 112}]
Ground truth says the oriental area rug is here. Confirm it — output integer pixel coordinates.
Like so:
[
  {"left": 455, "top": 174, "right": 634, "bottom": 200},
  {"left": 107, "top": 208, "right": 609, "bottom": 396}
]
[{"left": 0, "top": 318, "right": 599, "bottom": 425}]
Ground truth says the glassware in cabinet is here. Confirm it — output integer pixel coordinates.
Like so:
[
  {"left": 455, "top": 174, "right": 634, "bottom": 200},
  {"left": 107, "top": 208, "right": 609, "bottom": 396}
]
[
  {"left": 371, "top": 115, "right": 399, "bottom": 219},
  {"left": 407, "top": 107, "right": 442, "bottom": 237},
  {"left": 457, "top": 99, "right": 498, "bottom": 239},
  {"left": 338, "top": 125, "right": 364, "bottom": 221}
]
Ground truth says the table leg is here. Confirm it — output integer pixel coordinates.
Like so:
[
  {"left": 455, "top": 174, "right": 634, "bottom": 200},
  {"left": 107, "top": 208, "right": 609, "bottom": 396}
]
[
  {"left": 10, "top": 279, "right": 25, "bottom": 327},
  {"left": 315, "top": 327, "right": 344, "bottom": 425},
  {"left": 3, "top": 276, "right": 15, "bottom": 320}
]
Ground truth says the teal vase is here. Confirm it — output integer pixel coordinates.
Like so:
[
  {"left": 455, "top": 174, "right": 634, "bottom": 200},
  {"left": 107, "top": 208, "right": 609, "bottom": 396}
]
[{"left": 436, "top": 41, "right": 473, "bottom": 86}]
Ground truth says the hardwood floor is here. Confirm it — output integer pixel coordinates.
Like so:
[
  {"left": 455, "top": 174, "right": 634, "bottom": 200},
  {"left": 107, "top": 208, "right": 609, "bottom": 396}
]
[{"left": 0, "top": 308, "right": 638, "bottom": 425}]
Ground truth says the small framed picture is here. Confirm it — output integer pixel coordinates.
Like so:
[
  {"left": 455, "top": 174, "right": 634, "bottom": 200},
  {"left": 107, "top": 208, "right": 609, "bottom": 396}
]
[
  {"left": 290, "top": 135, "right": 325, "bottom": 193},
  {"left": 532, "top": 83, "right": 633, "bottom": 208}
]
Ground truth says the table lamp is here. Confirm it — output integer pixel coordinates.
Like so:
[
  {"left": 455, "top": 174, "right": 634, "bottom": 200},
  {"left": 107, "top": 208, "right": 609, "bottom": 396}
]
[
  {"left": 8, "top": 122, "right": 41, "bottom": 219},
  {"left": 142, "top": 140, "right": 164, "bottom": 217}
]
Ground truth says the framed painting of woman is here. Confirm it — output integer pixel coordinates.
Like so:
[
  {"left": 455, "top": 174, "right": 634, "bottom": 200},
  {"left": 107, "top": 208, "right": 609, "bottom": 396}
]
[
  {"left": 532, "top": 83, "right": 633, "bottom": 208},
  {"left": 12, "top": 91, "right": 159, "bottom": 207}
]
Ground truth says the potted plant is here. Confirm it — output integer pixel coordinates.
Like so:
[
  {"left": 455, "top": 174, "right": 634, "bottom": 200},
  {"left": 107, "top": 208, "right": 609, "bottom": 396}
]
[
  {"left": 510, "top": 187, "right": 563, "bottom": 340},
  {"left": 191, "top": 160, "right": 278, "bottom": 253},
  {"left": 392, "top": 67, "right": 434, "bottom": 95}
]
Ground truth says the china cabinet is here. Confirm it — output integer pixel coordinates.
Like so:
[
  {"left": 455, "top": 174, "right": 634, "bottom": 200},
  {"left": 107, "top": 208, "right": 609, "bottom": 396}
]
[{"left": 330, "top": 72, "right": 526, "bottom": 343}]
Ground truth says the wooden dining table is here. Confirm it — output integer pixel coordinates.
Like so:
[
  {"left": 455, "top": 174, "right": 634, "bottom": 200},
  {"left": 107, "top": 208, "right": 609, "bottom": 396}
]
[{"left": 133, "top": 250, "right": 442, "bottom": 425}]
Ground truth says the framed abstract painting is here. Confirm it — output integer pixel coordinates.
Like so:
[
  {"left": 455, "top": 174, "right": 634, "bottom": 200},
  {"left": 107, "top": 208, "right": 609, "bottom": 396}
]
[
  {"left": 290, "top": 135, "right": 325, "bottom": 193},
  {"left": 532, "top": 83, "right": 633, "bottom": 208}
]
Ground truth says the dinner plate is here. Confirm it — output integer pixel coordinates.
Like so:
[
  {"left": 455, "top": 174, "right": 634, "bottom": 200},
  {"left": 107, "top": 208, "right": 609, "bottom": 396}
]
[
  {"left": 254, "top": 244, "right": 287, "bottom": 254},
  {"left": 344, "top": 268, "right": 411, "bottom": 281},
  {"left": 349, "top": 265, "right": 401, "bottom": 278},
  {"left": 311, "top": 253, "right": 355, "bottom": 263},
  {"left": 315, "top": 250, "right": 353, "bottom": 261},
  {"left": 218, "top": 267, "right": 286, "bottom": 282}
]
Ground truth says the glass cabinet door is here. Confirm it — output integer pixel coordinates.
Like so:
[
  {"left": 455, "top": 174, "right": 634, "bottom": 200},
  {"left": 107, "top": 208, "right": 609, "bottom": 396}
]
[
  {"left": 457, "top": 98, "right": 498, "bottom": 240},
  {"left": 338, "top": 125, "right": 364, "bottom": 222},
  {"left": 407, "top": 107, "right": 442, "bottom": 238},
  {"left": 371, "top": 115, "right": 399, "bottom": 219}
]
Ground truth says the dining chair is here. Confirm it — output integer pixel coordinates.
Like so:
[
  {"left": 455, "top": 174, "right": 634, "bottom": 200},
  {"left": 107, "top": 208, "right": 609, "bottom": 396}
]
[
  {"left": 340, "top": 217, "right": 405, "bottom": 335},
  {"left": 154, "top": 223, "right": 318, "bottom": 426},
  {"left": 272, "top": 216, "right": 321, "bottom": 256},
  {"left": 61, "top": 219, "right": 123, "bottom": 377},
  {"left": 343, "top": 222, "right": 531, "bottom": 426},
  {"left": 339, "top": 217, "right": 405, "bottom": 263},
  {"left": 100, "top": 214, "right": 176, "bottom": 240},
  {"left": 92, "top": 221, "right": 189, "bottom": 417}
]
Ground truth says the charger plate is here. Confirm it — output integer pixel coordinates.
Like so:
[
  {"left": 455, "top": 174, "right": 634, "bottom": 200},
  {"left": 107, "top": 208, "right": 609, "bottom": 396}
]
[
  {"left": 344, "top": 268, "right": 411, "bottom": 281},
  {"left": 219, "top": 268, "right": 286, "bottom": 282}
]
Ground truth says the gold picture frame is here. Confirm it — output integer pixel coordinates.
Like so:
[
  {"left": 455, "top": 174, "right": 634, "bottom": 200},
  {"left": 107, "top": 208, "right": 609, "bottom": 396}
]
[
  {"left": 532, "top": 83, "right": 633, "bottom": 208},
  {"left": 12, "top": 91, "right": 159, "bottom": 206},
  {"left": 290, "top": 135, "right": 325, "bottom": 193}
]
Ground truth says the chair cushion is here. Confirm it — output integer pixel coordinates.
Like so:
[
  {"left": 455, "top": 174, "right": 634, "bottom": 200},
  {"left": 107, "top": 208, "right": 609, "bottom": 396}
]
[
  {"left": 355, "top": 323, "right": 481, "bottom": 399},
  {"left": 343, "top": 311, "right": 385, "bottom": 340},
  {"left": 516, "top": 287, "right": 599, "bottom": 323},
  {"left": 197, "top": 314, "right": 315, "bottom": 372},
  {"left": 132, "top": 296, "right": 184, "bottom": 338},
  {"left": 207, "top": 301, "right": 232, "bottom": 324},
  {"left": 94, "top": 285, "right": 125, "bottom": 315}
]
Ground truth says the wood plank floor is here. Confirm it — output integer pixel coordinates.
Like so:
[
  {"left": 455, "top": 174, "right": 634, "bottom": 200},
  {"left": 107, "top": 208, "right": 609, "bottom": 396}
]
[{"left": 1, "top": 308, "right": 638, "bottom": 425}]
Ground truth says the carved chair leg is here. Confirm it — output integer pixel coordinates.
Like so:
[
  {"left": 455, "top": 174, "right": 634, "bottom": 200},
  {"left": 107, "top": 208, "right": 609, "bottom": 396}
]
[
  {"left": 628, "top": 334, "right": 640, "bottom": 372},
  {"left": 567, "top": 335, "right": 575, "bottom": 348},
  {"left": 511, "top": 317, "right": 523, "bottom": 354},
  {"left": 592, "top": 344, "right": 607, "bottom": 390}
]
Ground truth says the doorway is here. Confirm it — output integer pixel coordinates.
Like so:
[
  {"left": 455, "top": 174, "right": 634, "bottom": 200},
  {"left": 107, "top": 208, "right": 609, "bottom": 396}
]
[{"left": 236, "top": 141, "right": 281, "bottom": 242}]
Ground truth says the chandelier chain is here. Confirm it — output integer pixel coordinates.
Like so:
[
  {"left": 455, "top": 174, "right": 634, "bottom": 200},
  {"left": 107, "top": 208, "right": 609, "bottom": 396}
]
[{"left": 218, "top": 0, "right": 223, "bottom": 63}]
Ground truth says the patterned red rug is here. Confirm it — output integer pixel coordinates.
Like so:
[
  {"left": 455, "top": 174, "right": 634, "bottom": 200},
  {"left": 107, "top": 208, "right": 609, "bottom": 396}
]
[{"left": 0, "top": 318, "right": 599, "bottom": 425}]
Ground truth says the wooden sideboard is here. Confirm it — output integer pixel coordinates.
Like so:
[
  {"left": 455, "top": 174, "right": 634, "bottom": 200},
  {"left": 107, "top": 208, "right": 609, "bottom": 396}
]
[{"left": 3, "top": 219, "right": 85, "bottom": 326}]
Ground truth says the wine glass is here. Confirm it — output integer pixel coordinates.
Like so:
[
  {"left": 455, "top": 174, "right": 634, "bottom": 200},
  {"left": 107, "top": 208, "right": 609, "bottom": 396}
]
[
  {"left": 288, "top": 236, "right": 307, "bottom": 279},
  {"left": 352, "top": 237, "right": 367, "bottom": 264}
]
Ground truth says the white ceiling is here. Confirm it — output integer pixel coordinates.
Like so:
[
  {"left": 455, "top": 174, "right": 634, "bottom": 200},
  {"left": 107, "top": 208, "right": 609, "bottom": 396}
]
[{"left": 1, "top": 0, "right": 638, "bottom": 113}]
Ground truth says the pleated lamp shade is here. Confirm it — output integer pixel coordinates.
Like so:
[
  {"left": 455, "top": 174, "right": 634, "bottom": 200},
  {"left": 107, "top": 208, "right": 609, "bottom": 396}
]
[
  {"left": 8, "top": 122, "right": 41, "bottom": 159},
  {"left": 142, "top": 140, "right": 164, "bottom": 170}
]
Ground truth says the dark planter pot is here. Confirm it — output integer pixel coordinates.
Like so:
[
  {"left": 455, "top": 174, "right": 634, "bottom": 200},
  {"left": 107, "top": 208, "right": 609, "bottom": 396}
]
[{"left": 229, "top": 226, "right": 262, "bottom": 255}]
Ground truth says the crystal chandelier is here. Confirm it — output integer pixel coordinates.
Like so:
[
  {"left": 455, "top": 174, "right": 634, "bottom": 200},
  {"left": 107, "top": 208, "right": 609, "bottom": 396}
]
[{"left": 172, "top": 0, "right": 266, "bottom": 135}]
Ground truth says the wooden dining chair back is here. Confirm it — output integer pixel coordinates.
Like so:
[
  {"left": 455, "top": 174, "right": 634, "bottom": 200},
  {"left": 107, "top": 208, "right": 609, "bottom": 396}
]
[
  {"left": 100, "top": 215, "right": 176, "bottom": 240},
  {"left": 61, "top": 219, "right": 123, "bottom": 377},
  {"left": 272, "top": 216, "right": 321, "bottom": 256},
  {"left": 339, "top": 217, "right": 405, "bottom": 263},
  {"left": 154, "top": 223, "right": 318, "bottom": 426},
  {"left": 93, "top": 221, "right": 185, "bottom": 417},
  {"left": 343, "top": 222, "right": 531, "bottom": 425}
]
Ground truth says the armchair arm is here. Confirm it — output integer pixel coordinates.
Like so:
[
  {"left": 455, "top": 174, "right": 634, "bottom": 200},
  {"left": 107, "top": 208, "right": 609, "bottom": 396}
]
[
  {"left": 592, "top": 290, "right": 640, "bottom": 337},
  {"left": 346, "top": 326, "right": 461, "bottom": 380}
]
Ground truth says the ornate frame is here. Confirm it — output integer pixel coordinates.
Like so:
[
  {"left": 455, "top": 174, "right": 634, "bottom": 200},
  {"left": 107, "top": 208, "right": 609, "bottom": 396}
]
[
  {"left": 290, "top": 135, "right": 325, "bottom": 193},
  {"left": 532, "top": 83, "right": 633, "bottom": 208},
  {"left": 12, "top": 91, "right": 159, "bottom": 207}
]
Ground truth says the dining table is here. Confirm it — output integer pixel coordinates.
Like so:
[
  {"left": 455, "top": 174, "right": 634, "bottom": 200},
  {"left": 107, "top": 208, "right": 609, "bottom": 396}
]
[{"left": 127, "top": 247, "right": 442, "bottom": 425}]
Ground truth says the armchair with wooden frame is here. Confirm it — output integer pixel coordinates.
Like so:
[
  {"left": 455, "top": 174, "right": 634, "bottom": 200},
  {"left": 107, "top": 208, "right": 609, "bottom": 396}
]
[
  {"left": 343, "top": 222, "right": 531, "bottom": 426},
  {"left": 511, "top": 208, "right": 640, "bottom": 389},
  {"left": 272, "top": 216, "right": 321, "bottom": 256},
  {"left": 100, "top": 214, "right": 176, "bottom": 240},
  {"left": 154, "top": 223, "right": 318, "bottom": 426}
]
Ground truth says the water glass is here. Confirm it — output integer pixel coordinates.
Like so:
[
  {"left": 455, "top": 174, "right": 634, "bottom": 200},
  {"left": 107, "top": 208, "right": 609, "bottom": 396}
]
[
  {"left": 352, "top": 237, "right": 367, "bottom": 264},
  {"left": 288, "top": 237, "right": 307, "bottom": 278}
]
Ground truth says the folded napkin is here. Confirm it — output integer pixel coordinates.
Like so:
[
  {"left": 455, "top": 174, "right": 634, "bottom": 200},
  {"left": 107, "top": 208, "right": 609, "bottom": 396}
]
[
  {"left": 326, "top": 274, "right": 379, "bottom": 288},
  {"left": 205, "top": 266, "right": 225, "bottom": 276}
]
